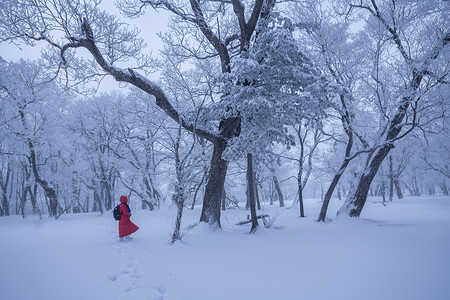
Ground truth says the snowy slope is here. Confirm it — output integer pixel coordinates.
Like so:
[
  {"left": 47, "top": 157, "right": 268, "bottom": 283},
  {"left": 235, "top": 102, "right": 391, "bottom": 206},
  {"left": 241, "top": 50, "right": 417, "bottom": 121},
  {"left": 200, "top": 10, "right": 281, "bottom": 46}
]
[{"left": 1, "top": 196, "right": 449, "bottom": 300}]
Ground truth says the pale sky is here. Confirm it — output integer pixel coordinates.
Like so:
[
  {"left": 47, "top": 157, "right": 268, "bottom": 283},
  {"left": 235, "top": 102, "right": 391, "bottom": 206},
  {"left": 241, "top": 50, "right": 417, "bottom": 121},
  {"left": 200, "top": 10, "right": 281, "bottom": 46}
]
[{"left": 0, "top": 2, "right": 170, "bottom": 92}]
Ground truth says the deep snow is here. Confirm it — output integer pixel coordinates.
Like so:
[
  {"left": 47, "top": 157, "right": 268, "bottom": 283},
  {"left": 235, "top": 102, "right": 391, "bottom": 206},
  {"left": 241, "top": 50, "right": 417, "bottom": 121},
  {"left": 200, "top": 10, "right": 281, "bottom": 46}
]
[{"left": 1, "top": 196, "right": 449, "bottom": 300}]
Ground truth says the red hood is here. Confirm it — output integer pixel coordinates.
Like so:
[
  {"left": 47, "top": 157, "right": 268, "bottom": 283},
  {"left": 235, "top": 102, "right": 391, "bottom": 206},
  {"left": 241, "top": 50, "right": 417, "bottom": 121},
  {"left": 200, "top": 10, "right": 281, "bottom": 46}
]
[{"left": 120, "top": 196, "right": 128, "bottom": 204}]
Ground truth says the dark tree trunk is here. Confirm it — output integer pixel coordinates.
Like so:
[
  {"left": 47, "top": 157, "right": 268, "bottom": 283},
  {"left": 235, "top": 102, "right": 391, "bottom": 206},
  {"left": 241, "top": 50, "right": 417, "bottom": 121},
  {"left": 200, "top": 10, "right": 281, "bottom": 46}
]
[
  {"left": 221, "top": 189, "right": 226, "bottom": 211},
  {"left": 335, "top": 0, "right": 450, "bottom": 217},
  {"left": 200, "top": 142, "right": 228, "bottom": 229},
  {"left": 298, "top": 177, "right": 305, "bottom": 218},
  {"left": 41, "top": 180, "right": 58, "bottom": 217},
  {"left": 337, "top": 63, "right": 427, "bottom": 217},
  {"left": 318, "top": 120, "right": 353, "bottom": 222},
  {"left": 19, "top": 107, "right": 59, "bottom": 217},
  {"left": 297, "top": 130, "right": 305, "bottom": 218},
  {"left": 247, "top": 154, "right": 258, "bottom": 233},
  {"left": 75, "top": 2, "right": 277, "bottom": 229},
  {"left": 318, "top": 163, "right": 350, "bottom": 222},
  {"left": 338, "top": 145, "right": 394, "bottom": 217},
  {"left": 388, "top": 155, "right": 394, "bottom": 202}
]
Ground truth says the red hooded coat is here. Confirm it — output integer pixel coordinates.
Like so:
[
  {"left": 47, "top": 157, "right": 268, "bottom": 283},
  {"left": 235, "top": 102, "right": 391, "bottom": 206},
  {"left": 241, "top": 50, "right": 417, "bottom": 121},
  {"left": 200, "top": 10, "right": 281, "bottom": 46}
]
[{"left": 118, "top": 196, "right": 139, "bottom": 238}]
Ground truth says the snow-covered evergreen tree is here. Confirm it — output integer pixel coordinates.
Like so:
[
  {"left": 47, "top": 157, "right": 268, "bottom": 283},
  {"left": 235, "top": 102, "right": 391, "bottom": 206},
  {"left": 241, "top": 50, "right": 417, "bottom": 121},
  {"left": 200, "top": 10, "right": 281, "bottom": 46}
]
[{"left": 209, "top": 17, "right": 340, "bottom": 161}]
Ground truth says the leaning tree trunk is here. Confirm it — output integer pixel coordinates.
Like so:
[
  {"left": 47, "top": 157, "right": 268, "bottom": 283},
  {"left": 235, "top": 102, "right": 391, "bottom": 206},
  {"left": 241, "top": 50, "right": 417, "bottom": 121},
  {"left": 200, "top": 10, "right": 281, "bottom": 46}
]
[
  {"left": 19, "top": 107, "right": 59, "bottom": 217},
  {"left": 337, "top": 1, "right": 450, "bottom": 218},
  {"left": 317, "top": 157, "right": 352, "bottom": 222},
  {"left": 338, "top": 143, "right": 396, "bottom": 217},
  {"left": 272, "top": 174, "right": 284, "bottom": 207},
  {"left": 337, "top": 93, "right": 416, "bottom": 217},
  {"left": 318, "top": 107, "right": 354, "bottom": 222}
]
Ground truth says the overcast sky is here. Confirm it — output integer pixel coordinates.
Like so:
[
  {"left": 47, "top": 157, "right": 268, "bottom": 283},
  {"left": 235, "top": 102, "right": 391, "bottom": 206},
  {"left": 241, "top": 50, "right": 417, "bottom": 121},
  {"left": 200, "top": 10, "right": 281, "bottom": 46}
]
[{"left": 0, "top": 2, "right": 170, "bottom": 92}]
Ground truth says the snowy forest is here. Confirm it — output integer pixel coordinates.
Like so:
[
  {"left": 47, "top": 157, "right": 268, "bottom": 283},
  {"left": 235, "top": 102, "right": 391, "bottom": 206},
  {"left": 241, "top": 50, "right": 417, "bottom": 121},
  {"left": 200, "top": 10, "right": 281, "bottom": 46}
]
[
  {"left": 0, "top": 0, "right": 449, "bottom": 230},
  {"left": 0, "top": 1, "right": 449, "bottom": 300}
]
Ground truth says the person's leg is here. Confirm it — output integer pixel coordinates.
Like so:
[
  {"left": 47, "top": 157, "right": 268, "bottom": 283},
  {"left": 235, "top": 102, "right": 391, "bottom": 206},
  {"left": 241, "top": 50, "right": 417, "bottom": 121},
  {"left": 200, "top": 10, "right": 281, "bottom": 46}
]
[
  {"left": 124, "top": 235, "right": 133, "bottom": 241},
  {"left": 119, "top": 237, "right": 124, "bottom": 242}
]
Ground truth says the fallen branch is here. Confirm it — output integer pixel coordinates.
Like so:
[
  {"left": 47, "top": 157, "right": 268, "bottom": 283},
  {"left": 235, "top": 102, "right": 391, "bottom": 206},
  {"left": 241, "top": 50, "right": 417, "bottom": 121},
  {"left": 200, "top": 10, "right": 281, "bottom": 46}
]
[{"left": 236, "top": 214, "right": 269, "bottom": 225}]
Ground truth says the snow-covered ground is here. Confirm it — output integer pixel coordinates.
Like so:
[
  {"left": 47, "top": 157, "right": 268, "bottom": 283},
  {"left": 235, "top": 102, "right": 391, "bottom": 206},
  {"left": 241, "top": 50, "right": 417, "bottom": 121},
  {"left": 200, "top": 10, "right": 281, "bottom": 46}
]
[{"left": 1, "top": 195, "right": 449, "bottom": 300}]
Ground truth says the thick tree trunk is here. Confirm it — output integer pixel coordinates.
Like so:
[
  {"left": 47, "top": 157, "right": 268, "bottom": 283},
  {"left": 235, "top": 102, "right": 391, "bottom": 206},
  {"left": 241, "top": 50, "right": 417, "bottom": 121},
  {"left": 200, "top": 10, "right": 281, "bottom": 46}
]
[
  {"left": 199, "top": 142, "right": 228, "bottom": 229},
  {"left": 200, "top": 114, "right": 240, "bottom": 227},
  {"left": 338, "top": 145, "right": 393, "bottom": 217},
  {"left": 337, "top": 65, "right": 426, "bottom": 217}
]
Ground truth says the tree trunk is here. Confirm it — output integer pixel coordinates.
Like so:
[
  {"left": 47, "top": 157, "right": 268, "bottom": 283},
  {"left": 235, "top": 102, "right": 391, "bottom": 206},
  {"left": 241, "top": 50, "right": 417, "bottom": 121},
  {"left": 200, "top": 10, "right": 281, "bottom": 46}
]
[
  {"left": 318, "top": 163, "right": 350, "bottom": 222},
  {"left": 171, "top": 196, "right": 184, "bottom": 244},
  {"left": 298, "top": 176, "right": 305, "bottom": 218},
  {"left": 199, "top": 142, "right": 228, "bottom": 229},
  {"left": 92, "top": 189, "right": 104, "bottom": 214},
  {"left": 318, "top": 123, "right": 353, "bottom": 222},
  {"left": 412, "top": 176, "right": 421, "bottom": 196},
  {"left": 297, "top": 130, "right": 305, "bottom": 218},
  {"left": 394, "top": 179, "right": 403, "bottom": 199},
  {"left": 254, "top": 171, "right": 261, "bottom": 210},
  {"left": 272, "top": 175, "right": 284, "bottom": 207},
  {"left": 221, "top": 189, "right": 226, "bottom": 211},
  {"left": 337, "top": 64, "right": 426, "bottom": 217},
  {"left": 441, "top": 181, "right": 449, "bottom": 196},
  {"left": 190, "top": 171, "right": 205, "bottom": 210},
  {"left": 388, "top": 155, "right": 394, "bottom": 202},
  {"left": 338, "top": 145, "right": 393, "bottom": 217},
  {"left": 381, "top": 169, "right": 386, "bottom": 204},
  {"left": 0, "top": 165, "right": 11, "bottom": 216},
  {"left": 247, "top": 153, "right": 258, "bottom": 233}
]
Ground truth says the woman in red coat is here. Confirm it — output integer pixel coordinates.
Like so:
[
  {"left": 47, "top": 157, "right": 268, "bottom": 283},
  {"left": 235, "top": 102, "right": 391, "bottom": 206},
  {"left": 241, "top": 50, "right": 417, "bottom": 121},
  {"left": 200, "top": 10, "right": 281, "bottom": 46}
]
[{"left": 118, "top": 195, "right": 139, "bottom": 242}]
